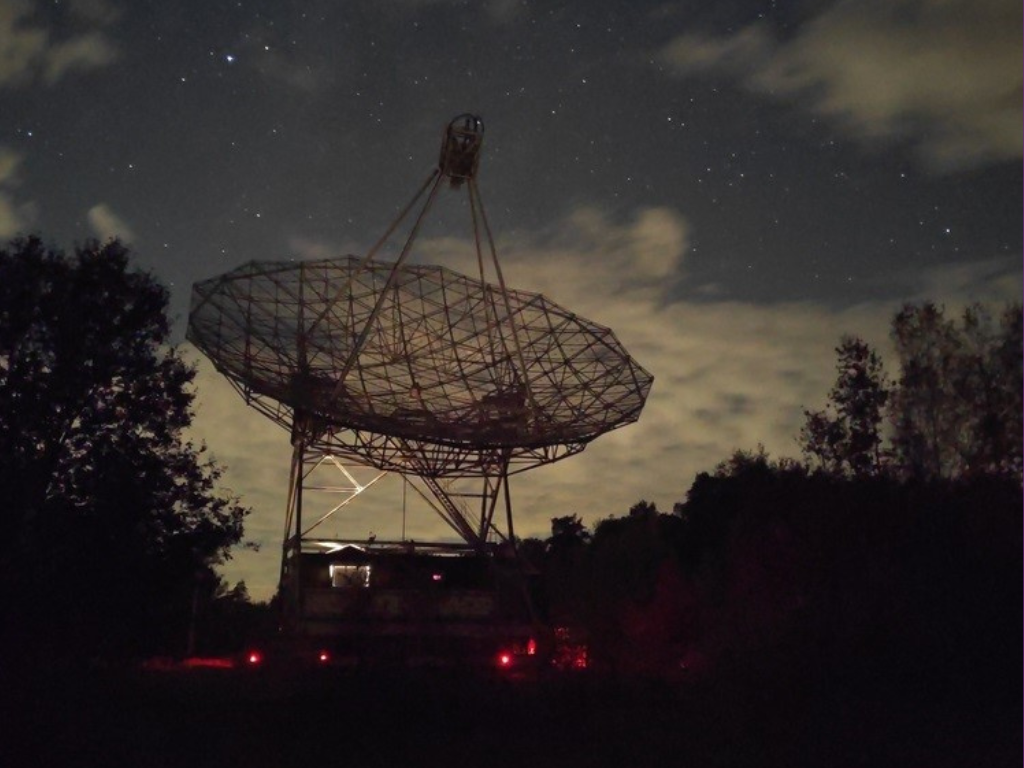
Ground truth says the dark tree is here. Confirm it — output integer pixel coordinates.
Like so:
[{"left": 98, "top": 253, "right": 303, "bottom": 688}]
[
  {"left": 674, "top": 449, "right": 1021, "bottom": 699},
  {"left": 0, "top": 237, "right": 248, "bottom": 660},
  {"left": 547, "top": 514, "right": 591, "bottom": 550},
  {"left": 628, "top": 499, "right": 659, "bottom": 517},
  {"left": 515, "top": 536, "right": 547, "bottom": 571},
  {"left": 584, "top": 502, "right": 690, "bottom": 675},
  {"left": 890, "top": 302, "right": 1022, "bottom": 480},
  {"left": 190, "top": 578, "right": 276, "bottom": 656},
  {"left": 800, "top": 336, "right": 890, "bottom": 477},
  {"left": 539, "top": 515, "right": 591, "bottom": 624},
  {"left": 801, "top": 304, "right": 1021, "bottom": 482}
]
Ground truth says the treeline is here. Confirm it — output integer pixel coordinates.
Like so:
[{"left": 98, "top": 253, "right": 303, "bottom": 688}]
[
  {"left": 801, "top": 302, "right": 1021, "bottom": 481},
  {"left": 523, "top": 461, "right": 1019, "bottom": 700},
  {"left": 521, "top": 302, "right": 1022, "bottom": 702}
]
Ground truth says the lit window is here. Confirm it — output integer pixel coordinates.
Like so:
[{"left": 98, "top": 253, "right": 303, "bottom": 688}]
[{"left": 330, "top": 564, "right": 371, "bottom": 588}]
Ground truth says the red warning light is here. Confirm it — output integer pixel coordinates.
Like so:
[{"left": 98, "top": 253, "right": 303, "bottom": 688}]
[
  {"left": 527, "top": 637, "right": 537, "bottom": 656},
  {"left": 318, "top": 650, "right": 330, "bottom": 663},
  {"left": 497, "top": 652, "right": 513, "bottom": 668},
  {"left": 246, "top": 650, "right": 263, "bottom": 665}
]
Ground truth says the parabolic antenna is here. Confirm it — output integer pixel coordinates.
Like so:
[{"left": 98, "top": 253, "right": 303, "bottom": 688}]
[
  {"left": 188, "top": 256, "right": 652, "bottom": 478},
  {"left": 188, "top": 114, "right": 652, "bottom": 594}
]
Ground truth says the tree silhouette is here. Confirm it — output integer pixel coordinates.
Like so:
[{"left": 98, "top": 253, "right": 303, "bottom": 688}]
[
  {"left": 539, "top": 515, "right": 591, "bottom": 624},
  {"left": 585, "top": 502, "right": 688, "bottom": 674},
  {"left": 890, "top": 302, "right": 1022, "bottom": 480},
  {"left": 548, "top": 514, "right": 591, "bottom": 548},
  {"left": 0, "top": 237, "right": 248, "bottom": 660},
  {"left": 675, "top": 450, "right": 1021, "bottom": 700},
  {"left": 800, "top": 336, "right": 890, "bottom": 477},
  {"left": 628, "top": 499, "right": 659, "bottom": 518},
  {"left": 801, "top": 304, "right": 1022, "bottom": 482}
]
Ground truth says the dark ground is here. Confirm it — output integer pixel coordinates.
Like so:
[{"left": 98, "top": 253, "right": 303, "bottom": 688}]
[{"left": 2, "top": 662, "right": 1019, "bottom": 768}]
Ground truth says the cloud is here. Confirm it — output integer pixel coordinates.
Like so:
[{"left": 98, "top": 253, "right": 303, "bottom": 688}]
[
  {"left": 67, "top": 0, "right": 120, "bottom": 26},
  {"left": 246, "top": 46, "right": 336, "bottom": 93},
  {"left": 183, "top": 351, "right": 294, "bottom": 597},
  {"left": 42, "top": 30, "right": 117, "bottom": 84},
  {"left": 0, "top": 150, "right": 22, "bottom": 236},
  {"left": 0, "top": 148, "right": 35, "bottom": 238},
  {"left": 199, "top": 205, "right": 1020, "bottom": 599},
  {"left": 414, "top": 206, "right": 690, "bottom": 309},
  {"left": 86, "top": 203, "right": 135, "bottom": 242},
  {"left": 0, "top": 0, "right": 118, "bottom": 88},
  {"left": 374, "top": 0, "right": 525, "bottom": 25},
  {"left": 659, "top": 24, "right": 774, "bottom": 76},
  {"left": 286, "top": 235, "right": 356, "bottom": 261},
  {"left": 479, "top": 0, "right": 526, "bottom": 25},
  {"left": 904, "top": 256, "right": 1024, "bottom": 309},
  {"left": 658, "top": 0, "right": 1023, "bottom": 171}
]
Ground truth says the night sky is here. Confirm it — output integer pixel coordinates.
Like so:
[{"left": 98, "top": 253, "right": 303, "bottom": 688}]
[{"left": 2, "top": 0, "right": 1020, "bottom": 598}]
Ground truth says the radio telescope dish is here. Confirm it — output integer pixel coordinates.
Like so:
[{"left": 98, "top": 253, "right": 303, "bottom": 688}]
[
  {"left": 188, "top": 256, "right": 652, "bottom": 478},
  {"left": 187, "top": 114, "right": 654, "bottom": 617}
]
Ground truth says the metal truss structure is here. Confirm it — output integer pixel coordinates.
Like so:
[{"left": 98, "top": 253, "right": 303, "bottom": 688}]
[
  {"left": 187, "top": 115, "right": 653, "bottom": 606},
  {"left": 188, "top": 257, "right": 652, "bottom": 478}
]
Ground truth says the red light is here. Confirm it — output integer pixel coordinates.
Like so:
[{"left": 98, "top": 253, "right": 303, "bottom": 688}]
[
  {"left": 246, "top": 650, "right": 263, "bottom": 665},
  {"left": 527, "top": 638, "right": 537, "bottom": 656},
  {"left": 497, "top": 652, "right": 513, "bottom": 668},
  {"left": 318, "top": 650, "right": 330, "bottom": 663}
]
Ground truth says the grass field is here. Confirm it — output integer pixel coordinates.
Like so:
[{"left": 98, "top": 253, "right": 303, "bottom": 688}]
[{"left": 3, "top": 663, "right": 1019, "bottom": 767}]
